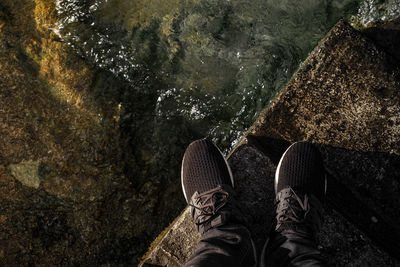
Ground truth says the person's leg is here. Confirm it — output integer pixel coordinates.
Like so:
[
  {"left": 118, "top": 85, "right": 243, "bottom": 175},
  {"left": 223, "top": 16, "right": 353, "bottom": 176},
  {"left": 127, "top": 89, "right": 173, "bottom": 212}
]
[
  {"left": 181, "top": 139, "right": 256, "bottom": 267},
  {"left": 261, "top": 142, "right": 328, "bottom": 267}
]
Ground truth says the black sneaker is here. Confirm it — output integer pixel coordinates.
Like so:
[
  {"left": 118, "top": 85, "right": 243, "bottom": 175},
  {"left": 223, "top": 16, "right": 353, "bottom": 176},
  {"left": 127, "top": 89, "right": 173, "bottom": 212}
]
[
  {"left": 274, "top": 141, "right": 327, "bottom": 236},
  {"left": 261, "top": 142, "right": 327, "bottom": 266},
  {"left": 181, "top": 138, "right": 235, "bottom": 235},
  {"left": 182, "top": 140, "right": 257, "bottom": 266}
]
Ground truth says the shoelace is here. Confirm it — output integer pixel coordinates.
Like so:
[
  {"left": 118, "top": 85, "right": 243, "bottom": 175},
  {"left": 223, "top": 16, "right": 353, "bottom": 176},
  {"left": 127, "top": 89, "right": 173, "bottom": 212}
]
[
  {"left": 189, "top": 185, "right": 229, "bottom": 226},
  {"left": 275, "top": 187, "right": 310, "bottom": 230}
]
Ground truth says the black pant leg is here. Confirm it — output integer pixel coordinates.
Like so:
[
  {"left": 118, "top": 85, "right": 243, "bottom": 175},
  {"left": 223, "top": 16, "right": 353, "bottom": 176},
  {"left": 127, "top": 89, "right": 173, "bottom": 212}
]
[
  {"left": 184, "top": 224, "right": 256, "bottom": 267},
  {"left": 261, "top": 230, "right": 327, "bottom": 267}
]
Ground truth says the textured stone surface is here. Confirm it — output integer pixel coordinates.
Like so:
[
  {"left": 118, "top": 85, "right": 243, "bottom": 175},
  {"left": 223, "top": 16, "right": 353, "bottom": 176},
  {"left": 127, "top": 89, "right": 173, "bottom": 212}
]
[
  {"left": 141, "top": 21, "right": 400, "bottom": 266},
  {"left": 141, "top": 208, "right": 199, "bottom": 267},
  {"left": 247, "top": 21, "right": 400, "bottom": 154},
  {"left": 0, "top": 0, "right": 156, "bottom": 265},
  {"left": 8, "top": 160, "right": 41, "bottom": 189}
]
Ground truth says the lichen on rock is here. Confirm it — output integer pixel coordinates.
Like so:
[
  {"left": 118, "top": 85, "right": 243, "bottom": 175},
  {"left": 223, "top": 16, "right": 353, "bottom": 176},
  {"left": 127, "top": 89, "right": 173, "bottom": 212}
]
[{"left": 8, "top": 160, "right": 41, "bottom": 189}]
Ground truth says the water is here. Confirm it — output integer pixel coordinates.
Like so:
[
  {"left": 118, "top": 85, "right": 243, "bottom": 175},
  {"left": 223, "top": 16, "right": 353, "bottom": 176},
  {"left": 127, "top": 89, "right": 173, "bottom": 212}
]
[
  {"left": 55, "top": 0, "right": 366, "bottom": 150},
  {"left": 53, "top": 0, "right": 400, "bottom": 262},
  {"left": 355, "top": 0, "right": 400, "bottom": 26}
]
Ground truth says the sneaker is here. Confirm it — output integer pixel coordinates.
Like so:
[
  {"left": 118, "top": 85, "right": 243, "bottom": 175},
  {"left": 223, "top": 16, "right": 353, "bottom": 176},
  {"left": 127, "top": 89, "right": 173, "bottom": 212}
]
[
  {"left": 181, "top": 138, "right": 235, "bottom": 235},
  {"left": 274, "top": 141, "right": 327, "bottom": 236},
  {"left": 261, "top": 142, "right": 327, "bottom": 266},
  {"left": 182, "top": 140, "right": 257, "bottom": 266}
]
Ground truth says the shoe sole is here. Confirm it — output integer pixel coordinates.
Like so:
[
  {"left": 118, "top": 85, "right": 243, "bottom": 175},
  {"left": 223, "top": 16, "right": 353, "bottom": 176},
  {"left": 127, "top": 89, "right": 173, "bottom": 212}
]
[
  {"left": 274, "top": 142, "right": 328, "bottom": 195},
  {"left": 181, "top": 138, "right": 234, "bottom": 203}
]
